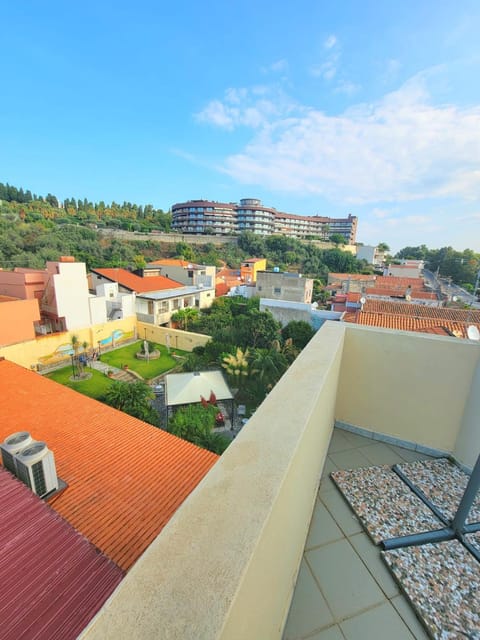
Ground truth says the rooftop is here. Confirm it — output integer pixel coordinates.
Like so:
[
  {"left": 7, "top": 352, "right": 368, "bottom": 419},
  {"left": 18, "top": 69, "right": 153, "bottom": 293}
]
[
  {"left": 91, "top": 267, "right": 183, "bottom": 293},
  {"left": 0, "top": 359, "right": 218, "bottom": 571},
  {"left": 344, "top": 299, "right": 480, "bottom": 338},
  {"left": 0, "top": 467, "right": 123, "bottom": 640}
]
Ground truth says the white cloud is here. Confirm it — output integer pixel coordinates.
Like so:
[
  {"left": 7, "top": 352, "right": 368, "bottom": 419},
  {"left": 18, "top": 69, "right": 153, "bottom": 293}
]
[
  {"left": 334, "top": 80, "right": 360, "bottom": 95},
  {"left": 195, "top": 86, "right": 298, "bottom": 130},
  {"left": 198, "top": 72, "right": 480, "bottom": 205},
  {"left": 324, "top": 35, "right": 337, "bottom": 49}
]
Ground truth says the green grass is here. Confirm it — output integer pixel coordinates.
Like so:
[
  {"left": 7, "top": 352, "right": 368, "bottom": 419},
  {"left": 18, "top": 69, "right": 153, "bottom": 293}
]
[
  {"left": 46, "top": 366, "right": 114, "bottom": 400},
  {"left": 99, "top": 341, "right": 185, "bottom": 380}
]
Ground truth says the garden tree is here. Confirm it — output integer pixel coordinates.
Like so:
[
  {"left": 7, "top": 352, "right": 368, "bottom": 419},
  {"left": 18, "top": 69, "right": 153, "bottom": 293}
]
[
  {"left": 222, "top": 348, "right": 250, "bottom": 390},
  {"left": 281, "top": 320, "right": 316, "bottom": 350},
  {"left": 232, "top": 309, "right": 281, "bottom": 349},
  {"left": 329, "top": 233, "right": 347, "bottom": 246},
  {"left": 249, "top": 347, "right": 288, "bottom": 391},
  {"left": 167, "top": 404, "right": 229, "bottom": 454},
  {"left": 105, "top": 380, "right": 158, "bottom": 426},
  {"left": 377, "top": 242, "right": 390, "bottom": 252},
  {"left": 171, "top": 307, "right": 199, "bottom": 330}
]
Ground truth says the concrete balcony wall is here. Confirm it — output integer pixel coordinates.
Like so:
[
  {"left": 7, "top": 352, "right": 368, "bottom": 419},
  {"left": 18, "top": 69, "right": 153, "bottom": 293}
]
[
  {"left": 336, "top": 325, "right": 480, "bottom": 455},
  {"left": 80, "top": 322, "right": 345, "bottom": 640},
  {"left": 80, "top": 322, "right": 479, "bottom": 639},
  {"left": 455, "top": 357, "right": 480, "bottom": 469}
]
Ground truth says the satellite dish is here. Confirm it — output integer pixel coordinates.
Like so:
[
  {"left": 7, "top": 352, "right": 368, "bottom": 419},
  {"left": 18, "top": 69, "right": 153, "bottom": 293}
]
[
  {"left": 360, "top": 297, "right": 366, "bottom": 305},
  {"left": 467, "top": 325, "right": 480, "bottom": 341},
  {"left": 405, "top": 294, "right": 412, "bottom": 302},
  {"left": 452, "top": 296, "right": 458, "bottom": 302}
]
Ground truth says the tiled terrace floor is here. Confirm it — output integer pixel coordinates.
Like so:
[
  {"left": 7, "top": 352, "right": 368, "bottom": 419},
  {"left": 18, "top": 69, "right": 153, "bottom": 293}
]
[{"left": 283, "top": 428, "right": 434, "bottom": 640}]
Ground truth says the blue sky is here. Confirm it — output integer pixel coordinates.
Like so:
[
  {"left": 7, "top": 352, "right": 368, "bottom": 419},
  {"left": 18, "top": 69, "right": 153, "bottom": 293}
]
[{"left": 1, "top": 0, "right": 479, "bottom": 253}]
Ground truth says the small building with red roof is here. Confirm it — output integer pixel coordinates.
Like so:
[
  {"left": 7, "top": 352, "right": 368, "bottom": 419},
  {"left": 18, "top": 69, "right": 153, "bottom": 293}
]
[{"left": 91, "top": 267, "right": 214, "bottom": 325}]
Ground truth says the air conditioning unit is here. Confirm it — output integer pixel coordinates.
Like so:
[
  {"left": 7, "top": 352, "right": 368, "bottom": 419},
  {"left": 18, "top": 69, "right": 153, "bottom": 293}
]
[
  {"left": 15, "top": 442, "right": 58, "bottom": 498},
  {"left": 0, "top": 432, "right": 33, "bottom": 474}
]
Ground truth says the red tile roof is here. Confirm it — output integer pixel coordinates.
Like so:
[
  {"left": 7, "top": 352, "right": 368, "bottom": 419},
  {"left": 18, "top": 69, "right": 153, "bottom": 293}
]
[
  {"left": 373, "top": 276, "right": 426, "bottom": 290},
  {"left": 329, "top": 273, "right": 376, "bottom": 281},
  {"left": 343, "top": 299, "right": 480, "bottom": 338},
  {"left": 149, "top": 259, "right": 197, "bottom": 267},
  {"left": 0, "top": 360, "right": 218, "bottom": 571},
  {"left": 0, "top": 467, "right": 123, "bottom": 639},
  {"left": 92, "top": 268, "right": 182, "bottom": 293},
  {"left": 365, "top": 287, "right": 437, "bottom": 300}
]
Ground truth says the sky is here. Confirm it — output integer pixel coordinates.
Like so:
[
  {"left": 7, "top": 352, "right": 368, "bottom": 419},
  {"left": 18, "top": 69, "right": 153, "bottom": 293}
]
[{"left": 1, "top": 0, "right": 479, "bottom": 253}]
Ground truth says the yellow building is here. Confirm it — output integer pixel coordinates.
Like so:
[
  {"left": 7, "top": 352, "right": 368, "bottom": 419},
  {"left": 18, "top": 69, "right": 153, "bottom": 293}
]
[{"left": 240, "top": 257, "right": 267, "bottom": 284}]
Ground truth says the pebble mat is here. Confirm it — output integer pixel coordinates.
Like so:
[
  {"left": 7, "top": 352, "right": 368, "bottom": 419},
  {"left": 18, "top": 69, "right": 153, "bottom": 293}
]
[
  {"left": 330, "top": 465, "right": 442, "bottom": 544},
  {"left": 466, "top": 532, "right": 480, "bottom": 556},
  {"left": 396, "top": 458, "right": 480, "bottom": 524},
  {"left": 383, "top": 541, "right": 480, "bottom": 639}
]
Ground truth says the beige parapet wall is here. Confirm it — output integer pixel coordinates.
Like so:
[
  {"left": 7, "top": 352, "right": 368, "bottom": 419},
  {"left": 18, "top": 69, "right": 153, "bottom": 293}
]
[
  {"left": 79, "top": 322, "right": 345, "bottom": 640},
  {"left": 0, "top": 317, "right": 137, "bottom": 370},
  {"left": 138, "top": 321, "right": 210, "bottom": 352},
  {"left": 337, "top": 324, "right": 480, "bottom": 465},
  {"left": 78, "top": 322, "right": 480, "bottom": 638}
]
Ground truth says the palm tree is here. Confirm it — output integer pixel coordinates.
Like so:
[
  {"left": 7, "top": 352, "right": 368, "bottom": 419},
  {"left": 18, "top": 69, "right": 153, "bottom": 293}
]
[
  {"left": 105, "top": 381, "right": 158, "bottom": 425},
  {"left": 171, "top": 307, "right": 199, "bottom": 330}
]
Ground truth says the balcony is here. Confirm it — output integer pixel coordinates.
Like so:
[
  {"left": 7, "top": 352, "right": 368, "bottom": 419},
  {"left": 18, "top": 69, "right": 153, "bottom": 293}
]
[{"left": 80, "top": 322, "right": 480, "bottom": 639}]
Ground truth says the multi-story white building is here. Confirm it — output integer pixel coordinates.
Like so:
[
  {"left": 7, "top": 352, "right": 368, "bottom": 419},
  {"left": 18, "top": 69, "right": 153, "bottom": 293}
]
[{"left": 171, "top": 198, "right": 358, "bottom": 244}]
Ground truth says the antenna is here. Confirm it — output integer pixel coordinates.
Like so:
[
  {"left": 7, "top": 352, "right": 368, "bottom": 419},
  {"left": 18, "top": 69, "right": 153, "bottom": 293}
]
[{"left": 467, "top": 325, "right": 480, "bottom": 341}]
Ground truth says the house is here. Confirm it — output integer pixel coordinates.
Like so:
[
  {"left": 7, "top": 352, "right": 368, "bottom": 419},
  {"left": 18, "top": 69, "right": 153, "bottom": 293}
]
[
  {"left": 91, "top": 267, "right": 214, "bottom": 325},
  {"left": 145, "top": 259, "right": 216, "bottom": 289},
  {"left": 343, "top": 298, "right": 480, "bottom": 338},
  {"left": 75, "top": 321, "right": 480, "bottom": 639},
  {"left": 240, "top": 257, "right": 267, "bottom": 284},
  {"left": 0, "top": 258, "right": 136, "bottom": 336},
  {"left": 256, "top": 271, "right": 313, "bottom": 304},
  {"left": 0, "top": 295, "right": 40, "bottom": 345},
  {"left": 0, "top": 358, "right": 218, "bottom": 572},
  {"left": 385, "top": 263, "right": 423, "bottom": 279},
  {"left": 356, "top": 244, "right": 386, "bottom": 266}
]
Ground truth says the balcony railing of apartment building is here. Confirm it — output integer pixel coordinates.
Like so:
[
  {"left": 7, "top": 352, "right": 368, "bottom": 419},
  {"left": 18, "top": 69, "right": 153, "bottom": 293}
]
[{"left": 80, "top": 322, "right": 480, "bottom": 640}]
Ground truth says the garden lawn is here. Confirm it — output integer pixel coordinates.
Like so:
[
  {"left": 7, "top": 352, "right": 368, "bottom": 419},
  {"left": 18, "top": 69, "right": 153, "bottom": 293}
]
[
  {"left": 99, "top": 341, "right": 185, "bottom": 380},
  {"left": 46, "top": 366, "right": 113, "bottom": 400}
]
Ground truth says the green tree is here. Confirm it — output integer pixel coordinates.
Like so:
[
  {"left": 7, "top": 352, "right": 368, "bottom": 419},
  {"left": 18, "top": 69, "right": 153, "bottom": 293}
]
[
  {"left": 168, "top": 404, "right": 229, "bottom": 454},
  {"left": 329, "top": 233, "right": 347, "bottom": 246},
  {"left": 377, "top": 242, "right": 390, "bottom": 252},
  {"left": 171, "top": 307, "right": 199, "bottom": 330},
  {"left": 281, "top": 320, "right": 315, "bottom": 349},
  {"left": 105, "top": 380, "right": 158, "bottom": 425}
]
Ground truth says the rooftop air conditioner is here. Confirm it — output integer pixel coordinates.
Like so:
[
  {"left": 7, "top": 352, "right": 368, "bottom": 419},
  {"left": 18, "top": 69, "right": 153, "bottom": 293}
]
[
  {"left": 0, "top": 432, "right": 33, "bottom": 474},
  {"left": 15, "top": 442, "right": 58, "bottom": 498}
]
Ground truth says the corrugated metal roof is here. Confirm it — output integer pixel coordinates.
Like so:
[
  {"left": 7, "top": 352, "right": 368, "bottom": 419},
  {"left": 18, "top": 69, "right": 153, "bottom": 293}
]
[
  {"left": 0, "top": 467, "right": 123, "bottom": 640},
  {"left": 0, "top": 359, "right": 218, "bottom": 571}
]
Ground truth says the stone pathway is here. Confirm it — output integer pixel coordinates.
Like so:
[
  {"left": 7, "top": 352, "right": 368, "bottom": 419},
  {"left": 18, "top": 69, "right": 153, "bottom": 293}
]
[{"left": 89, "top": 360, "right": 138, "bottom": 382}]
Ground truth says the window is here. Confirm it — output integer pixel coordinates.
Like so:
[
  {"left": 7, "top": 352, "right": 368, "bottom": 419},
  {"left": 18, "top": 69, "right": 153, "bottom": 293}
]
[
  {"left": 188, "top": 270, "right": 194, "bottom": 278},
  {"left": 148, "top": 301, "right": 154, "bottom": 314},
  {"left": 274, "top": 287, "right": 281, "bottom": 294},
  {"left": 258, "top": 286, "right": 262, "bottom": 291}
]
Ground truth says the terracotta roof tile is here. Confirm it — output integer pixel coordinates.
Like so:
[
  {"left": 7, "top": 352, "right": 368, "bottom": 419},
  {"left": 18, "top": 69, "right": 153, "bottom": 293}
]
[
  {"left": 0, "top": 360, "right": 218, "bottom": 571},
  {"left": 343, "top": 299, "right": 480, "bottom": 338},
  {"left": 149, "top": 259, "right": 198, "bottom": 267},
  {"left": 92, "top": 268, "right": 183, "bottom": 293}
]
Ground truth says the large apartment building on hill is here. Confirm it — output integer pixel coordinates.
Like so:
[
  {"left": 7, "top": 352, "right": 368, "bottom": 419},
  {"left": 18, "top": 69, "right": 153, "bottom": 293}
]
[{"left": 171, "top": 198, "right": 358, "bottom": 243}]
